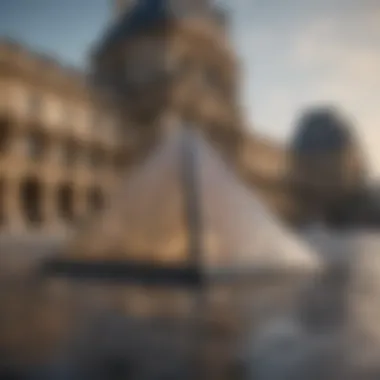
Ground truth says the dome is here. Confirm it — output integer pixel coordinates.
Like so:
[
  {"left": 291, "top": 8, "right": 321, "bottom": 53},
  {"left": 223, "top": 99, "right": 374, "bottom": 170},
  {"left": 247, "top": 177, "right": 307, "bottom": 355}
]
[
  {"left": 293, "top": 107, "right": 354, "bottom": 154},
  {"left": 62, "top": 127, "right": 321, "bottom": 276}
]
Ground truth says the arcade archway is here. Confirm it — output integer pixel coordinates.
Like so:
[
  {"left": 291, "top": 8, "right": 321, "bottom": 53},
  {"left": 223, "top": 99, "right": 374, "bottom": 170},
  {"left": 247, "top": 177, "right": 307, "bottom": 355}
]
[
  {"left": 57, "top": 183, "right": 75, "bottom": 222},
  {"left": 87, "top": 187, "right": 104, "bottom": 213},
  {"left": 20, "top": 177, "right": 43, "bottom": 225}
]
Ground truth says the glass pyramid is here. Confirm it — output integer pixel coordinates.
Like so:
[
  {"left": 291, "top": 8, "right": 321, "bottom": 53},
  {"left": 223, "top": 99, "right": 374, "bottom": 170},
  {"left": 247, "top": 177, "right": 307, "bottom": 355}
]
[{"left": 61, "top": 127, "right": 321, "bottom": 278}]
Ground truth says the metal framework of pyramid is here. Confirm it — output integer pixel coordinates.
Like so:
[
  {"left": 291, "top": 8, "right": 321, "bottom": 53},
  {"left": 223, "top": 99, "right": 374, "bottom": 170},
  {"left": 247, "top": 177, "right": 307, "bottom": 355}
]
[{"left": 45, "top": 127, "right": 320, "bottom": 283}]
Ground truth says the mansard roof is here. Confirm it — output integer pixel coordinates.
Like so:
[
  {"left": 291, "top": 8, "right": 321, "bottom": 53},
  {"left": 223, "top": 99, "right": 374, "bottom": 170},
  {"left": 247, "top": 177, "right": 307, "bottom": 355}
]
[
  {"left": 93, "top": 0, "right": 227, "bottom": 58},
  {"left": 292, "top": 107, "right": 354, "bottom": 154}
]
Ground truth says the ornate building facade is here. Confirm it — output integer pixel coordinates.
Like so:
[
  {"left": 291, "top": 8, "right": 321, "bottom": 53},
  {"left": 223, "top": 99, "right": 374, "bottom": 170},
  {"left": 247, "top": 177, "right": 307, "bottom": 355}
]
[
  {"left": 90, "top": 0, "right": 244, "bottom": 164},
  {"left": 1, "top": 1, "right": 366, "bottom": 234},
  {"left": 0, "top": 0, "right": 308, "bottom": 235},
  {"left": 0, "top": 39, "right": 129, "bottom": 234},
  {"left": 89, "top": 0, "right": 296, "bottom": 217}
]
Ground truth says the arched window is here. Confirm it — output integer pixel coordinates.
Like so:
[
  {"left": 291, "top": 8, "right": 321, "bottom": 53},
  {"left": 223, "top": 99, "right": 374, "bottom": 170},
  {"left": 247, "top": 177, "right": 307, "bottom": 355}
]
[
  {"left": 57, "top": 183, "right": 75, "bottom": 222},
  {"left": 87, "top": 187, "right": 104, "bottom": 213},
  {"left": 20, "top": 177, "right": 43, "bottom": 225}
]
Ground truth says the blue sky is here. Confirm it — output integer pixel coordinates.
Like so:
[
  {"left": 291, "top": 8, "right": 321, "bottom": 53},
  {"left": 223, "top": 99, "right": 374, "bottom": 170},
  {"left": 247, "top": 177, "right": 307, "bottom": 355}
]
[
  {"left": 0, "top": 0, "right": 109, "bottom": 66},
  {"left": 1, "top": 0, "right": 380, "bottom": 176}
]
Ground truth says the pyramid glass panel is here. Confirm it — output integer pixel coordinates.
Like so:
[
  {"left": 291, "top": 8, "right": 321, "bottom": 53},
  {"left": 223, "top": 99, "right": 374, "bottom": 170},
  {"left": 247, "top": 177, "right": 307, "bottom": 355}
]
[{"left": 63, "top": 127, "right": 321, "bottom": 277}]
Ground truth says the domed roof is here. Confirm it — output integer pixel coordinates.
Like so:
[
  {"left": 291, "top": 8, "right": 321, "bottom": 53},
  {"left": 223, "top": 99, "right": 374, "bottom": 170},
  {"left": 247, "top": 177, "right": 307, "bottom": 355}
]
[
  {"left": 63, "top": 128, "right": 320, "bottom": 276},
  {"left": 293, "top": 107, "right": 354, "bottom": 154}
]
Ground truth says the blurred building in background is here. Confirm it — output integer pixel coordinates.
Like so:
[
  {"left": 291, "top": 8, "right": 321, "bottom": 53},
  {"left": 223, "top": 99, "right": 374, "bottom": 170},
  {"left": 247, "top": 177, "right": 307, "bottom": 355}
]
[
  {"left": 239, "top": 133, "right": 297, "bottom": 220},
  {"left": 289, "top": 107, "right": 367, "bottom": 226},
  {"left": 0, "top": 39, "right": 130, "bottom": 234},
  {"left": 90, "top": 0, "right": 297, "bottom": 219},
  {"left": 90, "top": 0, "right": 243, "bottom": 162},
  {"left": 0, "top": 0, "right": 373, "bottom": 234}
]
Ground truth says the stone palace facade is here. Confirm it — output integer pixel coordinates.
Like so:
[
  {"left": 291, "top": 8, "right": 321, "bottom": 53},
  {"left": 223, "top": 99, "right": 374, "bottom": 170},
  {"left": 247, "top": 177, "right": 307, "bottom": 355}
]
[
  {"left": 0, "top": 0, "right": 366, "bottom": 234},
  {"left": 0, "top": 39, "right": 130, "bottom": 234}
]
